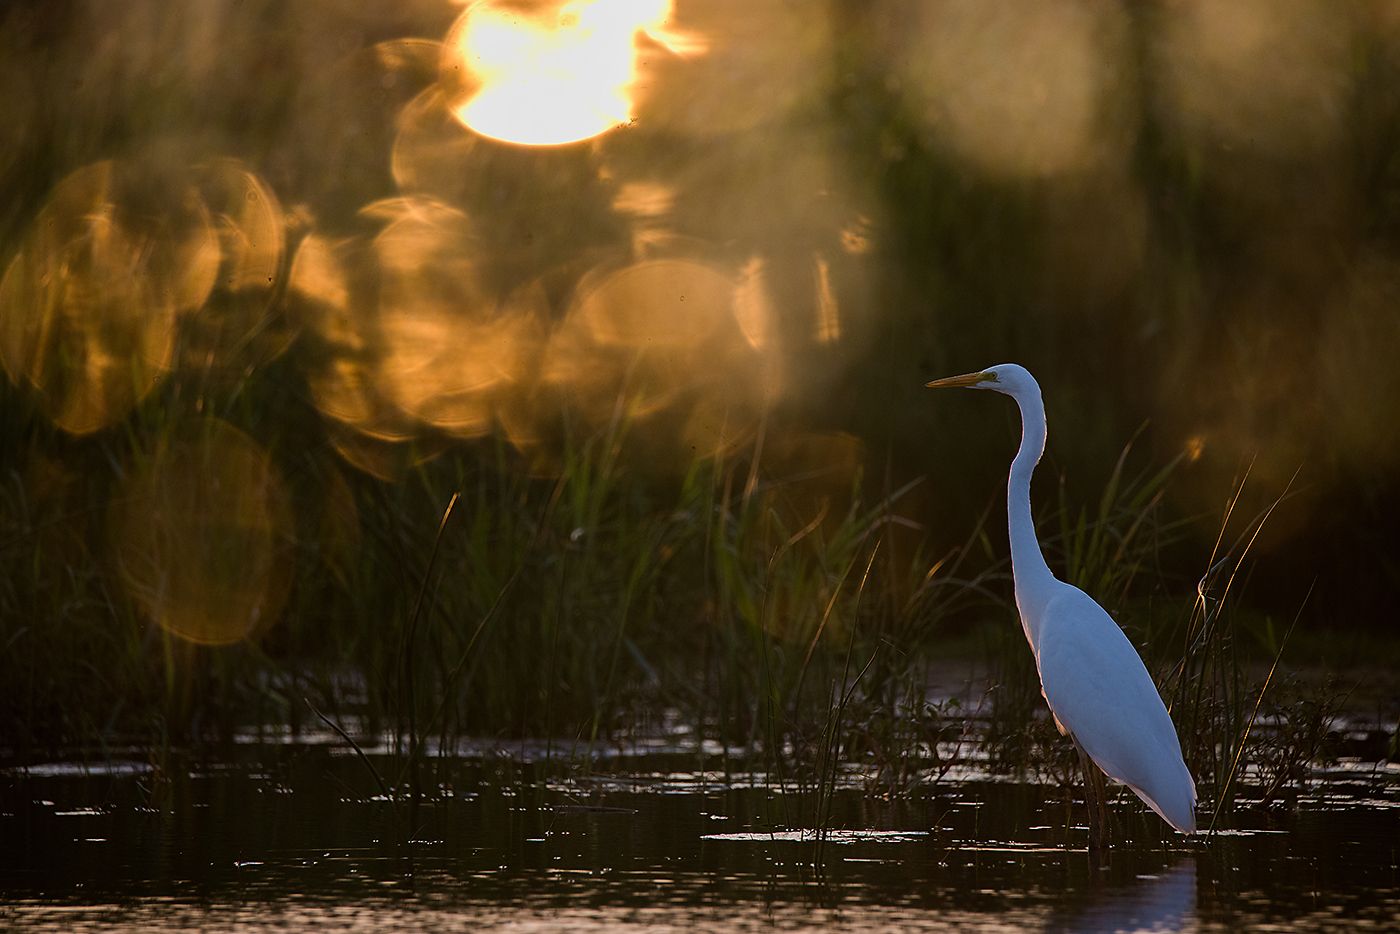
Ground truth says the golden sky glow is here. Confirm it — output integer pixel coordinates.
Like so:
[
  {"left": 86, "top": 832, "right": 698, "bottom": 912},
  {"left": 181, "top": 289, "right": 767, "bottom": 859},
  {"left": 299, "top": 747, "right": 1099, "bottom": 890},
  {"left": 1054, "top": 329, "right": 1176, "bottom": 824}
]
[{"left": 444, "top": 0, "right": 686, "bottom": 146}]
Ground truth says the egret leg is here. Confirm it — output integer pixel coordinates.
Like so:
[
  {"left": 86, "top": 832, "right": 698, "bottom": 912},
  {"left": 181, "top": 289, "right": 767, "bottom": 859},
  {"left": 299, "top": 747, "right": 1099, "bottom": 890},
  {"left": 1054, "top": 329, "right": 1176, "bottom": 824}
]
[{"left": 1074, "top": 739, "right": 1110, "bottom": 858}]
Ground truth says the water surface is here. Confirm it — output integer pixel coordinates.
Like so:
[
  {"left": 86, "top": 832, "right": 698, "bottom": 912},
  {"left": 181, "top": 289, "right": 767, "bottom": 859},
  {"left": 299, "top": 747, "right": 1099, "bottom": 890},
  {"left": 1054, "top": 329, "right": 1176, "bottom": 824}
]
[{"left": 3, "top": 740, "right": 1397, "bottom": 931}]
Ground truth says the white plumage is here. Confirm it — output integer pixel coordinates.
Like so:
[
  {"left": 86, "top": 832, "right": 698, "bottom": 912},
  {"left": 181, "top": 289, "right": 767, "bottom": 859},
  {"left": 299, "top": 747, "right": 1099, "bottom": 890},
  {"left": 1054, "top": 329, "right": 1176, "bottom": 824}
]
[{"left": 927, "top": 363, "right": 1196, "bottom": 840}]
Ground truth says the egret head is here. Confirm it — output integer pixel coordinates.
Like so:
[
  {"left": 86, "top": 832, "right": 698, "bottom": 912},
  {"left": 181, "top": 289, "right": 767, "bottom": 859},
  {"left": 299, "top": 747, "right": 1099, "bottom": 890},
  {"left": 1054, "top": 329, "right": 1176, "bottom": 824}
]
[{"left": 926, "top": 363, "right": 1039, "bottom": 398}]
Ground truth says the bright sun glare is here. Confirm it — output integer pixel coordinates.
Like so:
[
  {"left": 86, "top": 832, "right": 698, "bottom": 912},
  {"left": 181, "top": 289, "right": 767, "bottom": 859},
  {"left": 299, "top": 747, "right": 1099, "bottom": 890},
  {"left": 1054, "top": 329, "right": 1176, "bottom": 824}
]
[{"left": 446, "top": 0, "right": 690, "bottom": 147}]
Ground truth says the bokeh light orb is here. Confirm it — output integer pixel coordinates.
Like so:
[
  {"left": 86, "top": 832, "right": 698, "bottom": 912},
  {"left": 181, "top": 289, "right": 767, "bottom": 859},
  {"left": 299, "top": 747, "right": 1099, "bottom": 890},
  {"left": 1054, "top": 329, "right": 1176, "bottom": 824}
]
[
  {"left": 0, "top": 160, "right": 216, "bottom": 435},
  {"left": 442, "top": 0, "right": 680, "bottom": 147},
  {"left": 880, "top": 0, "right": 1130, "bottom": 179},
  {"left": 1151, "top": 0, "right": 1351, "bottom": 157},
  {"left": 109, "top": 419, "right": 293, "bottom": 646}
]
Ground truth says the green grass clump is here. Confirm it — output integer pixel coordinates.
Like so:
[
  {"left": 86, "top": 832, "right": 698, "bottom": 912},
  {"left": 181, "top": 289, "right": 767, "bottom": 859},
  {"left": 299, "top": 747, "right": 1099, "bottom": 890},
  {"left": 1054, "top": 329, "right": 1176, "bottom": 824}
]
[
  {"left": 0, "top": 367, "right": 1355, "bottom": 833},
  {"left": 0, "top": 373, "right": 921, "bottom": 764}
]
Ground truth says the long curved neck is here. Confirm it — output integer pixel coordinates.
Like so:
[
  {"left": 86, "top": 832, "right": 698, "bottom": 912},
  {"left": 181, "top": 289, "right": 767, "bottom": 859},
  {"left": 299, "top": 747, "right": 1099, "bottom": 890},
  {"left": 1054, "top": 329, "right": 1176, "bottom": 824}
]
[{"left": 1008, "top": 387, "right": 1056, "bottom": 614}]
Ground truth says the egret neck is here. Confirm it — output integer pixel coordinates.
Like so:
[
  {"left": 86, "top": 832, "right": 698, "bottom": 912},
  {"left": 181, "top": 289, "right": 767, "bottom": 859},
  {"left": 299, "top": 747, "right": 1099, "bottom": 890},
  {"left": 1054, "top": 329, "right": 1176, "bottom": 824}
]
[{"left": 1005, "top": 377, "right": 1055, "bottom": 648}]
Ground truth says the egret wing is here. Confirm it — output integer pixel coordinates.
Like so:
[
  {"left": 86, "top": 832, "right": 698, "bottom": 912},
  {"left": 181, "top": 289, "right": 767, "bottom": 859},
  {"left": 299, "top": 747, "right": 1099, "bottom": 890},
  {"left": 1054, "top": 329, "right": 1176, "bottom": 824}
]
[{"left": 1034, "top": 584, "right": 1197, "bottom": 833}]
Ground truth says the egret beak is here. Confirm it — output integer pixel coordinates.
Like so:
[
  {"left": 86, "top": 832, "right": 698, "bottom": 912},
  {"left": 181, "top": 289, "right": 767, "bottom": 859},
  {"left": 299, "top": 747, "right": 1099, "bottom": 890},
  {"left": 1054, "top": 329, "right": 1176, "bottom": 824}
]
[{"left": 925, "top": 371, "right": 995, "bottom": 389}]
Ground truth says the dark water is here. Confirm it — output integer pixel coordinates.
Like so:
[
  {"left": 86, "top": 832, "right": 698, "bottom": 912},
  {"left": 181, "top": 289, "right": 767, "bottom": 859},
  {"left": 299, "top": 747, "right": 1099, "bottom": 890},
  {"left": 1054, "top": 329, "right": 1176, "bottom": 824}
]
[{"left": 3, "top": 738, "right": 1398, "bottom": 931}]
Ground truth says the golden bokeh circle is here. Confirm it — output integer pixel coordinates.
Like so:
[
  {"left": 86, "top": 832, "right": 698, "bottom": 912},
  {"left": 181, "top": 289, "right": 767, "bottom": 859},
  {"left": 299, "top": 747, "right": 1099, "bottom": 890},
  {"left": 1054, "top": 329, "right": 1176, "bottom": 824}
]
[
  {"left": 881, "top": 0, "right": 1131, "bottom": 179},
  {"left": 178, "top": 159, "right": 293, "bottom": 376},
  {"left": 539, "top": 256, "right": 772, "bottom": 460},
  {"left": 0, "top": 160, "right": 216, "bottom": 434},
  {"left": 109, "top": 419, "right": 293, "bottom": 646}
]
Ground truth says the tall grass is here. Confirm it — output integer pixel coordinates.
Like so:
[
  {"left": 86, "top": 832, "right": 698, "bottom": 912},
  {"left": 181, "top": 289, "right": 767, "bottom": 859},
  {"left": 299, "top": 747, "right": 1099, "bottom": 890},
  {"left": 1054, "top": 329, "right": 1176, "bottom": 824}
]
[
  {"left": 1160, "top": 465, "right": 1344, "bottom": 824},
  {"left": 969, "top": 438, "right": 1340, "bottom": 831},
  {"left": 0, "top": 377, "right": 1344, "bottom": 830},
  {"left": 0, "top": 380, "right": 914, "bottom": 764}
]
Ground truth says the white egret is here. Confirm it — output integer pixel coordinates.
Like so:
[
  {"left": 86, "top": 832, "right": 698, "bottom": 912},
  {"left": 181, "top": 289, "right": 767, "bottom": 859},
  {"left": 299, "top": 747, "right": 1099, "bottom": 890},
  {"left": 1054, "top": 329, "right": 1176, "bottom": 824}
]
[{"left": 926, "top": 363, "right": 1196, "bottom": 850}]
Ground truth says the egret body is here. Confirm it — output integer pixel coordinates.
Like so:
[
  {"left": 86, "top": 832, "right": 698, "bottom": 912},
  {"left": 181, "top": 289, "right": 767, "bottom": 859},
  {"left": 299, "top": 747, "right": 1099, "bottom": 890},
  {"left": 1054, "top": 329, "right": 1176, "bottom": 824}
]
[{"left": 926, "top": 364, "right": 1196, "bottom": 848}]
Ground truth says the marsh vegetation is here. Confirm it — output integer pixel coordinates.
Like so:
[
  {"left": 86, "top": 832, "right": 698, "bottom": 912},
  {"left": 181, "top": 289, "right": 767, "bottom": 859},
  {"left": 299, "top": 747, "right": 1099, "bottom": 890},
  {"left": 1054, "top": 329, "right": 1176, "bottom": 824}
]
[{"left": 3, "top": 1, "right": 1400, "bottom": 928}]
